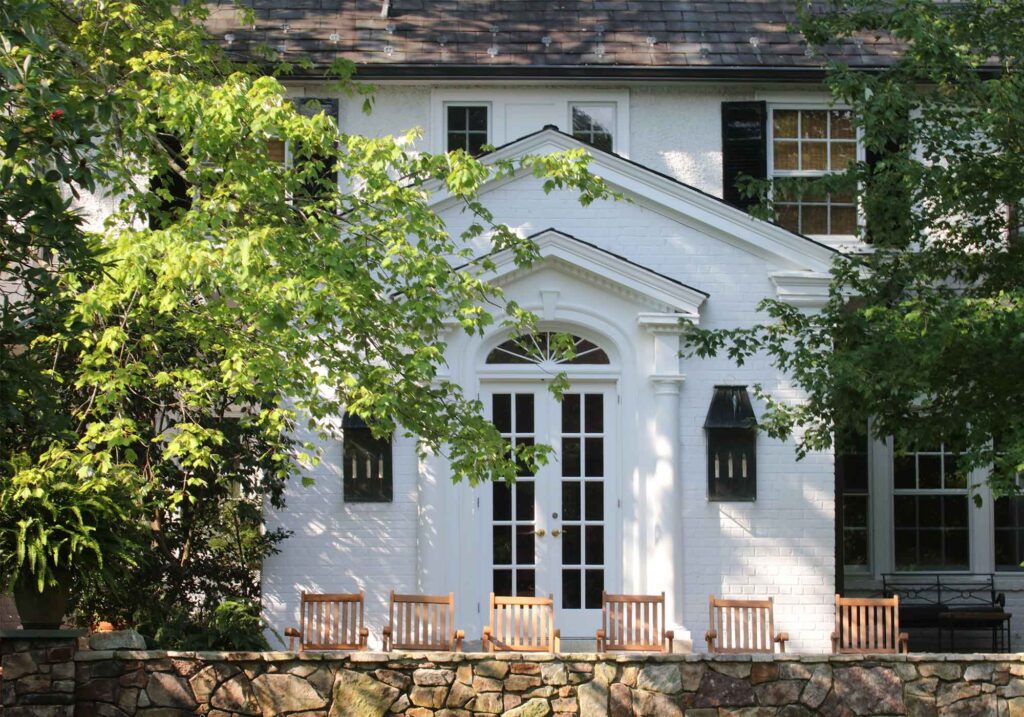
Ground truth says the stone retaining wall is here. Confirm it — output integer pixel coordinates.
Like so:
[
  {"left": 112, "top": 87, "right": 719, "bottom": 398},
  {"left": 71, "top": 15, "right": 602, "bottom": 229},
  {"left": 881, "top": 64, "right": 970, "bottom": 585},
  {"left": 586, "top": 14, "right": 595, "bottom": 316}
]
[{"left": 4, "top": 639, "right": 1024, "bottom": 716}]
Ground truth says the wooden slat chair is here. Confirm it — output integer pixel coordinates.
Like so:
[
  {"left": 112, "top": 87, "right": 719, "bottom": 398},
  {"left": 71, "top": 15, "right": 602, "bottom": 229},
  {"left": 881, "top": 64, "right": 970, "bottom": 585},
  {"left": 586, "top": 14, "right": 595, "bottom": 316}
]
[
  {"left": 596, "top": 592, "right": 674, "bottom": 653},
  {"left": 705, "top": 595, "right": 789, "bottom": 654},
  {"left": 833, "top": 594, "right": 909, "bottom": 654},
  {"left": 382, "top": 591, "right": 465, "bottom": 652},
  {"left": 284, "top": 591, "right": 369, "bottom": 652},
  {"left": 482, "top": 593, "right": 561, "bottom": 653}
]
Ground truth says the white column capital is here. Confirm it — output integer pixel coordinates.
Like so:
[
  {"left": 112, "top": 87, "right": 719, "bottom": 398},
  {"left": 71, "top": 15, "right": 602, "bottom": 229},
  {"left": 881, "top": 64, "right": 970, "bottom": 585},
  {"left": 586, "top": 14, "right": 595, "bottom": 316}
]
[
  {"left": 650, "top": 374, "right": 686, "bottom": 395},
  {"left": 638, "top": 312, "right": 697, "bottom": 334}
]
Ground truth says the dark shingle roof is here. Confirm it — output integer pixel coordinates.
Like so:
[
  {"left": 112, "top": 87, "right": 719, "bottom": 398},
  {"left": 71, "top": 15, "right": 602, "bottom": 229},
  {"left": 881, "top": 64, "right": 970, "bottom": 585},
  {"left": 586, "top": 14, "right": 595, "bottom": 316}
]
[{"left": 204, "top": 1, "right": 902, "bottom": 78}]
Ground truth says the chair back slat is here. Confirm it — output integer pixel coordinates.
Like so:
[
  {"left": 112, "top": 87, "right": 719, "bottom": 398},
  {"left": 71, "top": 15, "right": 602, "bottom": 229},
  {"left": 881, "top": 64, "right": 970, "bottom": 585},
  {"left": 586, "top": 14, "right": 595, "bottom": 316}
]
[
  {"left": 486, "top": 594, "right": 556, "bottom": 652},
  {"left": 834, "top": 595, "right": 903, "bottom": 653},
  {"left": 600, "top": 592, "right": 669, "bottom": 652},
  {"left": 298, "top": 591, "right": 365, "bottom": 650},
  {"left": 388, "top": 592, "right": 456, "bottom": 650},
  {"left": 707, "top": 596, "right": 778, "bottom": 654}
]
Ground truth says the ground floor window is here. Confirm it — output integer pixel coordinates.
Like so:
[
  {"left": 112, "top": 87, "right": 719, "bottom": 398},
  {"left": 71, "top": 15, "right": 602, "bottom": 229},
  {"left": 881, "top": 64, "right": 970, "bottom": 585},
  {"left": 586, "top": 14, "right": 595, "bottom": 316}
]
[
  {"left": 893, "top": 443, "right": 969, "bottom": 571},
  {"left": 994, "top": 484, "right": 1024, "bottom": 572},
  {"left": 837, "top": 430, "right": 870, "bottom": 570}
]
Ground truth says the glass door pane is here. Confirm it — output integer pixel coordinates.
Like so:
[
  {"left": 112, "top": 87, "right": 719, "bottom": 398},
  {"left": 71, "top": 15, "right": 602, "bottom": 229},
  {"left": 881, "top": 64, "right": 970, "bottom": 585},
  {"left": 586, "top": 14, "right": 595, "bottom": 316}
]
[
  {"left": 560, "top": 392, "right": 606, "bottom": 611},
  {"left": 491, "top": 392, "right": 537, "bottom": 596}
]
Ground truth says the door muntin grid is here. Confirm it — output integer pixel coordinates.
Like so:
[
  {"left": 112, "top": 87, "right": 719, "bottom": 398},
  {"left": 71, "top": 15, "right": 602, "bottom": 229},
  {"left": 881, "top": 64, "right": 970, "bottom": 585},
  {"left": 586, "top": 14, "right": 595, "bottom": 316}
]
[
  {"left": 560, "top": 392, "right": 605, "bottom": 610},
  {"left": 492, "top": 392, "right": 536, "bottom": 596}
]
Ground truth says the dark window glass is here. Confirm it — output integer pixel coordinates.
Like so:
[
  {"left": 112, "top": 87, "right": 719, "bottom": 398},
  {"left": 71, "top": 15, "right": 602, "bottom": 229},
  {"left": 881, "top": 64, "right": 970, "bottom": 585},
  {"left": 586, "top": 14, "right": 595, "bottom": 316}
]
[
  {"left": 571, "top": 105, "right": 614, "bottom": 152},
  {"left": 563, "top": 569, "right": 582, "bottom": 609},
  {"left": 493, "top": 526, "right": 512, "bottom": 564},
  {"left": 584, "top": 437, "right": 604, "bottom": 477},
  {"left": 149, "top": 133, "right": 192, "bottom": 230},
  {"left": 516, "top": 569, "right": 535, "bottom": 596},
  {"left": 516, "top": 394, "right": 535, "bottom": 433},
  {"left": 516, "top": 526, "right": 535, "bottom": 566},
  {"left": 994, "top": 484, "right": 1024, "bottom": 571},
  {"left": 562, "top": 526, "right": 581, "bottom": 565},
  {"left": 342, "top": 415, "right": 393, "bottom": 502},
  {"left": 493, "top": 394, "right": 512, "bottom": 433},
  {"left": 562, "top": 394, "right": 581, "bottom": 433},
  {"left": 584, "top": 394, "right": 603, "bottom": 433},
  {"left": 585, "top": 525, "right": 604, "bottom": 565},
  {"left": 493, "top": 482, "right": 512, "bottom": 521},
  {"left": 494, "top": 569, "right": 512, "bottom": 596},
  {"left": 562, "top": 481, "right": 581, "bottom": 521},
  {"left": 585, "top": 569, "right": 604, "bottom": 609},
  {"left": 447, "top": 105, "right": 488, "bottom": 155},
  {"left": 516, "top": 481, "right": 535, "bottom": 521},
  {"left": 893, "top": 442, "right": 970, "bottom": 571},
  {"left": 585, "top": 481, "right": 603, "bottom": 521},
  {"left": 562, "top": 438, "right": 581, "bottom": 478}
]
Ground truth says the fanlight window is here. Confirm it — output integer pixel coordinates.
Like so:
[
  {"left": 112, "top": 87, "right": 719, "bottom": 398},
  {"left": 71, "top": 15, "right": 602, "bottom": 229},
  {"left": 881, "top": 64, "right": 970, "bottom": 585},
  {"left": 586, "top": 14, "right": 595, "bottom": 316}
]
[{"left": 486, "top": 333, "right": 610, "bottom": 366}]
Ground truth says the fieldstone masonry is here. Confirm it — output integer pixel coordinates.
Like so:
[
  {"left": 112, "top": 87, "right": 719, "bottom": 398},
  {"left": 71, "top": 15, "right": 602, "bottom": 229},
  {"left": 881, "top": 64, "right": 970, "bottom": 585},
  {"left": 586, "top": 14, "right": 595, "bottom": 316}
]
[{"left": 4, "top": 635, "right": 1024, "bottom": 716}]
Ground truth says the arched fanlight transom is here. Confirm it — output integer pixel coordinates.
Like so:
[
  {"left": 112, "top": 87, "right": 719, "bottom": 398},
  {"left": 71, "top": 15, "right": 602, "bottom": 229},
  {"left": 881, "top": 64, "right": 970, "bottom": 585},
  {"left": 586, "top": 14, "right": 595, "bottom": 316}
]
[{"left": 485, "top": 332, "right": 610, "bottom": 366}]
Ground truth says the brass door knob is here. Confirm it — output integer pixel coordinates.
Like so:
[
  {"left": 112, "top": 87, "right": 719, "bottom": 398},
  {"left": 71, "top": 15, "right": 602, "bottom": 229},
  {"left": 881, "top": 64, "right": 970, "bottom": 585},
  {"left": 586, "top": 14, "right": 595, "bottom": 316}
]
[
  {"left": 551, "top": 529, "right": 561, "bottom": 537},
  {"left": 535, "top": 528, "right": 546, "bottom": 537}
]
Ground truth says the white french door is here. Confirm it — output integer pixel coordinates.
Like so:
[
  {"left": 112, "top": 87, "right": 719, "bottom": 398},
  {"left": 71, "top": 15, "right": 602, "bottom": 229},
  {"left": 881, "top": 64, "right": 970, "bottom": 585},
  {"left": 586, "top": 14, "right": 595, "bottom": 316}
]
[{"left": 481, "top": 383, "right": 617, "bottom": 636}]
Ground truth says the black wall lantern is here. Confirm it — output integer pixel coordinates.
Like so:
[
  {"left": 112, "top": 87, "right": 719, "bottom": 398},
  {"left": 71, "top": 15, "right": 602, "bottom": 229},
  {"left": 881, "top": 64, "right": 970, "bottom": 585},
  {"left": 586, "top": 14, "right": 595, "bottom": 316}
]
[
  {"left": 342, "top": 412, "right": 393, "bottom": 503},
  {"left": 704, "top": 386, "right": 758, "bottom": 501}
]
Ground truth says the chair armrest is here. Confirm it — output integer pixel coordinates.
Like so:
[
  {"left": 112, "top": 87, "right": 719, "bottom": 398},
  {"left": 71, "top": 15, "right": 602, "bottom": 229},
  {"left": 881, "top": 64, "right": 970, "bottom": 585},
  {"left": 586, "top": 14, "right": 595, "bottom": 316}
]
[
  {"left": 996, "top": 592, "right": 1007, "bottom": 608},
  {"left": 482, "top": 626, "right": 492, "bottom": 652},
  {"left": 382, "top": 626, "right": 392, "bottom": 652},
  {"left": 453, "top": 629, "right": 465, "bottom": 653},
  {"left": 552, "top": 628, "right": 561, "bottom": 654},
  {"left": 705, "top": 629, "right": 717, "bottom": 652},
  {"left": 664, "top": 629, "right": 674, "bottom": 654},
  {"left": 359, "top": 627, "right": 369, "bottom": 649},
  {"left": 596, "top": 628, "right": 605, "bottom": 653},
  {"left": 898, "top": 632, "right": 910, "bottom": 655},
  {"left": 284, "top": 627, "right": 300, "bottom": 652},
  {"left": 775, "top": 632, "right": 789, "bottom": 654},
  {"left": 831, "top": 631, "right": 839, "bottom": 654}
]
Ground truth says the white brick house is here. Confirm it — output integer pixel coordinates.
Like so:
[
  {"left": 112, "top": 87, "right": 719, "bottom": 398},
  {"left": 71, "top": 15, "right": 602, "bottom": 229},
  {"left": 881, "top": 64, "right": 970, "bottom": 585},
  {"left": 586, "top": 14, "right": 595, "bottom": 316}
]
[{"left": 199, "top": 2, "right": 1024, "bottom": 652}]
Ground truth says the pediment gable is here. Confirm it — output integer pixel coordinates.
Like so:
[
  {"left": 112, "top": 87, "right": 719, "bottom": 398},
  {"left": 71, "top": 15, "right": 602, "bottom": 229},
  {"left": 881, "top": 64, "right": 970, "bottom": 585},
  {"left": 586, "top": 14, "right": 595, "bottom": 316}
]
[
  {"left": 474, "top": 228, "right": 708, "bottom": 319},
  {"left": 431, "top": 127, "right": 838, "bottom": 276}
]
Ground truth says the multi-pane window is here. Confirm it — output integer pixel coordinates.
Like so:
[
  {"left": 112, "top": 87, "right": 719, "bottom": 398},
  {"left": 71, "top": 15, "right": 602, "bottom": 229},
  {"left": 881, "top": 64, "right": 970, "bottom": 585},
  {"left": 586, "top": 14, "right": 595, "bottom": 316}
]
[
  {"left": 837, "top": 431, "right": 870, "bottom": 570},
  {"left": 446, "top": 105, "right": 488, "bottom": 155},
  {"left": 770, "top": 109, "right": 859, "bottom": 236},
  {"left": 994, "top": 477, "right": 1024, "bottom": 572},
  {"left": 893, "top": 443, "right": 969, "bottom": 570},
  {"left": 492, "top": 393, "right": 536, "bottom": 597},
  {"left": 560, "top": 393, "right": 606, "bottom": 610},
  {"left": 570, "top": 104, "right": 614, "bottom": 152}
]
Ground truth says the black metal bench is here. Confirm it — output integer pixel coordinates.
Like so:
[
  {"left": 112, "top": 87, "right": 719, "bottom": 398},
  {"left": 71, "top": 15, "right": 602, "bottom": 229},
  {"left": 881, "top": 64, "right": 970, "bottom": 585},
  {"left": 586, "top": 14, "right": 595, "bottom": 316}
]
[{"left": 882, "top": 573, "right": 1011, "bottom": 651}]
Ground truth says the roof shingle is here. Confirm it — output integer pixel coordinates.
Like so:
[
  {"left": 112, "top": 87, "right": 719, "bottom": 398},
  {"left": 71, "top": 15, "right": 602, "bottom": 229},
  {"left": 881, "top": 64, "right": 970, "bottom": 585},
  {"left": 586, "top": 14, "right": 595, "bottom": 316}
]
[{"left": 204, "top": 1, "right": 901, "bottom": 77}]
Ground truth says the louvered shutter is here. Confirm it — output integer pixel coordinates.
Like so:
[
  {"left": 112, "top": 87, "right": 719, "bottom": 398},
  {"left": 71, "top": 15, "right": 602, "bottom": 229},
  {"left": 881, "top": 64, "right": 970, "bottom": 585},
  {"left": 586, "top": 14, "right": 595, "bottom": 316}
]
[{"left": 721, "top": 101, "right": 767, "bottom": 210}]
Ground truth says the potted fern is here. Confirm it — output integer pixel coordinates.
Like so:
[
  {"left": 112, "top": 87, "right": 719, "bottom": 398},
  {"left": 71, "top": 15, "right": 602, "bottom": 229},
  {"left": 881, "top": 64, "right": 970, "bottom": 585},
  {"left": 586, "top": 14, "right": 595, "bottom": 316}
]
[{"left": 0, "top": 453, "right": 141, "bottom": 629}]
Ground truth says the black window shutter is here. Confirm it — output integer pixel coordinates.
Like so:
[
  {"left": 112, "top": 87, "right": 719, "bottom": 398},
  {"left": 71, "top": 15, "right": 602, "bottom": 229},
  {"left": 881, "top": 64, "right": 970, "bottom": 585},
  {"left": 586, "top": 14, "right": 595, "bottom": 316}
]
[{"left": 721, "top": 101, "right": 767, "bottom": 210}]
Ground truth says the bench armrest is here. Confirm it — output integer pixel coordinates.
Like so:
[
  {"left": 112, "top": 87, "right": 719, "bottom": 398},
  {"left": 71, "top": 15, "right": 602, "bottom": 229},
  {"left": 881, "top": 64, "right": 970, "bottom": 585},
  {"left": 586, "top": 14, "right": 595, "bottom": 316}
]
[
  {"left": 359, "top": 627, "right": 369, "bottom": 649},
  {"left": 664, "top": 629, "right": 674, "bottom": 654},
  {"left": 898, "top": 632, "right": 909, "bottom": 655},
  {"left": 382, "top": 626, "right": 392, "bottom": 652},
  {"left": 482, "top": 626, "right": 493, "bottom": 652},
  {"left": 830, "top": 631, "right": 839, "bottom": 654},
  {"left": 452, "top": 629, "right": 465, "bottom": 653},
  {"left": 596, "top": 628, "right": 605, "bottom": 653},
  {"left": 705, "top": 629, "right": 717, "bottom": 652},
  {"left": 774, "top": 632, "right": 789, "bottom": 654},
  {"left": 284, "top": 627, "right": 300, "bottom": 652},
  {"left": 552, "top": 628, "right": 561, "bottom": 654}
]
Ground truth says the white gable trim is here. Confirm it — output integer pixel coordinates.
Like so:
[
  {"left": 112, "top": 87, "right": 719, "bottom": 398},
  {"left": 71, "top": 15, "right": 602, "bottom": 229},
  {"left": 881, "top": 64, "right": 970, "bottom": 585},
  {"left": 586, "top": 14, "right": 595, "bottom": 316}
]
[
  {"left": 430, "top": 127, "right": 839, "bottom": 274},
  {"left": 475, "top": 228, "right": 708, "bottom": 320}
]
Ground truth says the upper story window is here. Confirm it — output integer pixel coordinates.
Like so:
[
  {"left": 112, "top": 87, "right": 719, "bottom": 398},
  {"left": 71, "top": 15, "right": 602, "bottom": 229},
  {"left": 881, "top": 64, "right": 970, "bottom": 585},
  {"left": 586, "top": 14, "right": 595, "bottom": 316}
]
[
  {"left": 570, "top": 103, "right": 615, "bottom": 152},
  {"left": 446, "top": 104, "right": 489, "bottom": 155},
  {"left": 892, "top": 442, "right": 969, "bottom": 571},
  {"left": 770, "top": 108, "right": 859, "bottom": 237}
]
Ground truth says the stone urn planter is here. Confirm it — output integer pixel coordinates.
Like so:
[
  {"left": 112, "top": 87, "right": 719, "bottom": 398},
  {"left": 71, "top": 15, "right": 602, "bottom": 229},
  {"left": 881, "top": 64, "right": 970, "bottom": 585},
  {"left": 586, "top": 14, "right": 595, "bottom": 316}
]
[{"left": 13, "top": 569, "right": 70, "bottom": 630}]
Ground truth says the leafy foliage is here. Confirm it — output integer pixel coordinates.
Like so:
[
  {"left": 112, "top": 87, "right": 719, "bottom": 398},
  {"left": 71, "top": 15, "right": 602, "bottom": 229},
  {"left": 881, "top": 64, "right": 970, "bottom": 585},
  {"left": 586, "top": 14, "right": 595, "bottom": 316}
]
[
  {"left": 685, "top": 0, "right": 1024, "bottom": 497},
  {"left": 1, "top": 0, "right": 611, "bottom": 640}
]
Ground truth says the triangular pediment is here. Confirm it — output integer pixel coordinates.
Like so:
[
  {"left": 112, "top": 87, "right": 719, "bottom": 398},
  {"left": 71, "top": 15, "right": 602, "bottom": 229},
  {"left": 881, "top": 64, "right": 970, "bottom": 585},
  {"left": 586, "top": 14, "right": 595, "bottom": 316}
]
[
  {"left": 431, "top": 127, "right": 838, "bottom": 275},
  {"left": 474, "top": 228, "right": 708, "bottom": 319}
]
